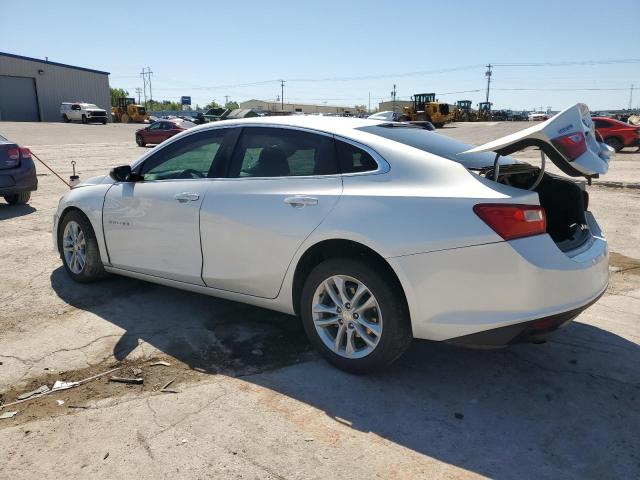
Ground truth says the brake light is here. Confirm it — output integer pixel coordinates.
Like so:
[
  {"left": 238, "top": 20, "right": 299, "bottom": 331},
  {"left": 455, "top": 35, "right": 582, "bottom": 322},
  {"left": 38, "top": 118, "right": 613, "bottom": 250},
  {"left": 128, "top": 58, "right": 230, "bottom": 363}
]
[
  {"left": 551, "top": 131, "right": 587, "bottom": 161},
  {"left": 7, "top": 147, "right": 19, "bottom": 160},
  {"left": 19, "top": 147, "right": 31, "bottom": 159},
  {"left": 474, "top": 204, "right": 547, "bottom": 241}
]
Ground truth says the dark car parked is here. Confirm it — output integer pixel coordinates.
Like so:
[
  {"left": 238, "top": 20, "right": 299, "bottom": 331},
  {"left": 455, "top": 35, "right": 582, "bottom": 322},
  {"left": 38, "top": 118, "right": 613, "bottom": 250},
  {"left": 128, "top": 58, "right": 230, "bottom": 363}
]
[
  {"left": 0, "top": 134, "right": 37, "bottom": 205},
  {"left": 135, "top": 120, "right": 191, "bottom": 147}
]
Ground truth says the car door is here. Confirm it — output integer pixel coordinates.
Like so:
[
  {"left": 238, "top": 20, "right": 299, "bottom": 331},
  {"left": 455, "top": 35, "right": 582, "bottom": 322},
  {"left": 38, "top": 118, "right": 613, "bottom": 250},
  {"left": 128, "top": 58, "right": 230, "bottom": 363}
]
[
  {"left": 103, "top": 128, "right": 230, "bottom": 284},
  {"left": 145, "top": 122, "right": 163, "bottom": 144},
  {"left": 70, "top": 104, "right": 81, "bottom": 121},
  {"left": 199, "top": 126, "right": 342, "bottom": 298}
]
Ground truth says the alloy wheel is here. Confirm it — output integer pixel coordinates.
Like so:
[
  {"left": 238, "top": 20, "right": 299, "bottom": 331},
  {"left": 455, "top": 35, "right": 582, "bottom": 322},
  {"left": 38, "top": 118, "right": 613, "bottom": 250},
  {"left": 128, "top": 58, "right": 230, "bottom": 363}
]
[
  {"left": 62, "top": 220, "right": 86, "bottom": 274},
  {"left": 311, "top": 275, "right": 383, "bottom": 359}
]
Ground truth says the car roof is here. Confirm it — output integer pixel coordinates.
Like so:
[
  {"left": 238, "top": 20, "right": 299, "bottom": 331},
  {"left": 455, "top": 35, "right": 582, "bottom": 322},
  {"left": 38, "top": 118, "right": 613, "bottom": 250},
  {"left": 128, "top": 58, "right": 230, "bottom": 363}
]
[{"left": 194, "top": 115, "right": 387, "bottom": 136}]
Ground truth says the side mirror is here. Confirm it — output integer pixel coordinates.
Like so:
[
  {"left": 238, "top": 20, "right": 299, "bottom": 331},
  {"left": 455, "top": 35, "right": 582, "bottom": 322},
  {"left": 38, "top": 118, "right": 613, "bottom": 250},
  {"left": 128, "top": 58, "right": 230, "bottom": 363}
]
[{"left": 109, "top": 165, "right": 138, "bottom": 182}]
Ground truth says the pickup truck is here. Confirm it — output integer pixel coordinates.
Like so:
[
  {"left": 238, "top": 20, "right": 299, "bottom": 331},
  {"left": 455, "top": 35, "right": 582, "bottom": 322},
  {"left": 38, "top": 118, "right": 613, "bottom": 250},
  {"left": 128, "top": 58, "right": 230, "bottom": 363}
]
[{"left": 60, "top": 102, "right": 108, "bottom": 124}]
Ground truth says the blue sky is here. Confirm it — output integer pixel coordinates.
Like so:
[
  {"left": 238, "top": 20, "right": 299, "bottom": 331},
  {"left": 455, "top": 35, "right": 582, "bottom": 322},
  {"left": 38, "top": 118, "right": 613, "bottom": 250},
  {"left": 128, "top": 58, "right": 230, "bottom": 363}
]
[{"left": 3, "top": 0, "right": 639, "bottom": 110}]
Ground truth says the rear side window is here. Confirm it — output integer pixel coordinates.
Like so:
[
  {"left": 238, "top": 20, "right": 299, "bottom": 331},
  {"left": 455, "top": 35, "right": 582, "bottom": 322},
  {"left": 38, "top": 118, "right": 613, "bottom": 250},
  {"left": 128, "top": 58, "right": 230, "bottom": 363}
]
[
  {"left": 231, "top": 127, "right": 337, "bottom": 177},
  {"left": 594, "top": 120, "right": 611, "bottom": 129},
  {"left": 336, "top": 140, "right": 378, "bottom": 173}
]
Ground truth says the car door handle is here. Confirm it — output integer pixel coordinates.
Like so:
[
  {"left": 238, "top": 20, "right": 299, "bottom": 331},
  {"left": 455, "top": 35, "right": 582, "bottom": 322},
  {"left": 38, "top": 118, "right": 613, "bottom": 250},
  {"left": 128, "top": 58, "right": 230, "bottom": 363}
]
[
  {"left": 284, "top": 195, "right": 318, "bottom": 208},
  {"left": 174, "top": 192, "right": 200, "bottom": 203}
]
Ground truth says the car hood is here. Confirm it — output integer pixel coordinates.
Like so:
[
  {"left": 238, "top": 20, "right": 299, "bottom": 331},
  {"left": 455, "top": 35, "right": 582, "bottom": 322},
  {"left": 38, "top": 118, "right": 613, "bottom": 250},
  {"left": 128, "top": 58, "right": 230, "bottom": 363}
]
[{"left": 73, "top": 174, "right": 114, "bottom": 188}]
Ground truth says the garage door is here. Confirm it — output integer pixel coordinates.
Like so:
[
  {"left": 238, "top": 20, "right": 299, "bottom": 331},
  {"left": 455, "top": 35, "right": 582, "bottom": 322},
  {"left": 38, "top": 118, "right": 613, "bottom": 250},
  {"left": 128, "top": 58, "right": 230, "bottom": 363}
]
[{"left": 0, "top": 75, "right": 39, "bottom": 121}]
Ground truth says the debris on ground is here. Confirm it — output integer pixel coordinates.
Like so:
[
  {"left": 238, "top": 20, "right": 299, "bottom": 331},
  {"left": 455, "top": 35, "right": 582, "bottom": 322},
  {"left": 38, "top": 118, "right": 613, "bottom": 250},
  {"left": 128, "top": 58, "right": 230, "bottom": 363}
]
[
  {"left": 0, "top": 367, "right": 121, "bottom": 411},
  {"left": 68, "top": 405, "right": 88, "bottom": 409},
  {"left": 160, "top": 377, "right": 179, "bottom": 393},
  {"left": 56, "top": 400, "right": 65, "bottom": 406},
  {"left": 52, "top": 380, "right": 79, "bottom": 391},
  {"left": 150, "top": 361, "right": 171, "bottom": 367},
  {"left": 454, "top": 412, "right": 465, "bottom": 420},
  {"left": 132, "top": 368, "right": 143, "bottom": 376},
  {"left": 109, "top": 377, "right": 143, "bottom": 385},
  {"left": 103, "top": 452, "right": 109, "bottom": 460},
  {"left": 17, "top": 385, "right": 50, "bottom": 400},
  {"left": 0, "top": 411, "right": 18, "bottom": 419}
]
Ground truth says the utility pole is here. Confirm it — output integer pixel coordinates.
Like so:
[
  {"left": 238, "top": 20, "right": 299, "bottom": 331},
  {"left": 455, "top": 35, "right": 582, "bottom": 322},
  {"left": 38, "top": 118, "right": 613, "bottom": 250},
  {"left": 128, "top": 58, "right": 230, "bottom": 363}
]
[
  {"left": 224, "top": 95, "right": 229, "bottom": 106},
  {"left": 391, "top": 84, "right": 397, "bottom": 112},
  {"left": 368, "top": 91, "right": 371, "bottom": 113},
  {"left": 280, "top": 80, "right": 285, "bottom": 110},
  {"left": 485, "top": 64, "right": 492, "bottom": 104},
  {"left": 140, "top": 67, "right": 153, "bottom": 107},
  {"left": 629, "top": 84, "right": 634, "bottom": 110},
  {"left": 135, "top": 87, "right": 142, "bottom": 104}
]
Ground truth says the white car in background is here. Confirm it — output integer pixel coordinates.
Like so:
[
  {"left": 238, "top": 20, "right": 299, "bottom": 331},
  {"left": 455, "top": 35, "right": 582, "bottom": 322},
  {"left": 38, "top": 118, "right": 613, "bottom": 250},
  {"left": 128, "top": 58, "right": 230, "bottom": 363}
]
[
  {"left": 52, "top": 104, "right": 611, "bottom": 372},
  {"left": 60, "top": 102, "right": 108, "bottom": 124}
]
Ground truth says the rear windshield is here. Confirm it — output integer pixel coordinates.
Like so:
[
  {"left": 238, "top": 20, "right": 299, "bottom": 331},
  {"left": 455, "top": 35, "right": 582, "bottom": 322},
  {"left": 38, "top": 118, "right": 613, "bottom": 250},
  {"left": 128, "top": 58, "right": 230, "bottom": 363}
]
[{"left": 357, "top": 124, "right": 517, "bottom": 169}]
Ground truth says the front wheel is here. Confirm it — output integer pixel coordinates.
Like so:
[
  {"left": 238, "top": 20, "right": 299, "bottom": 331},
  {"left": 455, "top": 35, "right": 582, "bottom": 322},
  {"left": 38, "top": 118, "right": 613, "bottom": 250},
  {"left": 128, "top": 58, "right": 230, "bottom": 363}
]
[
  {"left": 81, "top": 114, "right": 87, "bottom": 124},
  {"left": 136, "top": 134, "right": 146, "bottom": 147},
  {"left": 605, "top": 137, "right": 623, "bottom": 152},
  {"left": 300, "top": 258, "right": 412, "bottom": 373},
  {"left": 4, "top": 192, "right": 31, "bottom": 205},
  {"left": 58, "top": 210, "right": 107, "bottom": 282}
]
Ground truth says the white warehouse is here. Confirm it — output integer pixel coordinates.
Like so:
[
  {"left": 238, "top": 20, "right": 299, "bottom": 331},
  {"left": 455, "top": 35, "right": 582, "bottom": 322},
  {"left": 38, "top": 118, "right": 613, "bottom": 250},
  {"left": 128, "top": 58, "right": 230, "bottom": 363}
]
[{"left": 0, "top": 52, "right": 110, "bottom": 122}]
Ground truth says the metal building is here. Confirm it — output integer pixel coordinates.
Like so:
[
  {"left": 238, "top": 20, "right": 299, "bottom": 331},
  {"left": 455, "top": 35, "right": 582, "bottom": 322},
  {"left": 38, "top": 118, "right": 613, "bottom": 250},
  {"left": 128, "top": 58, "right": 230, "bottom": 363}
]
[{"left": 0, "top": 52, "right": 110, "bottom": 122}]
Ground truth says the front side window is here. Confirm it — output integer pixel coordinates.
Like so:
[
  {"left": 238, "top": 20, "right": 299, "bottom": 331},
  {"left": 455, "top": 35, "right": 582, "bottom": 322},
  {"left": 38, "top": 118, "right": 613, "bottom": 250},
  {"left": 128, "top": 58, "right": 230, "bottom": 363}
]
[
  {"left": 335, "top": 139, "right": 378, "bottom": 173},
  {"left": 231, "top": 127, "right": 337, "bottom": 177},
  {"left": 594, "top": 120, "right": 610, "bottom": 129},
  {"left": 140, "top": 130, "right": 226, "bottom": 180}
]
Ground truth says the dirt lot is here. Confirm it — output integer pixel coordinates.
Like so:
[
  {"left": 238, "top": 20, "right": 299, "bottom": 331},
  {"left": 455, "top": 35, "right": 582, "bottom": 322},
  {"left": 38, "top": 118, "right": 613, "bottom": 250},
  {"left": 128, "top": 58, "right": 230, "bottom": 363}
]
[{"left": 1, "top": 121, "right": 639, "bottom": 479}]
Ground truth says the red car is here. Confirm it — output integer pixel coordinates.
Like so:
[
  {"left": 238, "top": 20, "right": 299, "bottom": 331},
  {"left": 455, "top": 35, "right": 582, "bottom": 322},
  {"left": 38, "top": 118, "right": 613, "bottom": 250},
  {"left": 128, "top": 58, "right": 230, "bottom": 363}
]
[
  {"left": 592, "top": 117, "right": 640, "bottom": 152},
  {"left": 136, "top": 120, "right": 190, "bottom": 147}
]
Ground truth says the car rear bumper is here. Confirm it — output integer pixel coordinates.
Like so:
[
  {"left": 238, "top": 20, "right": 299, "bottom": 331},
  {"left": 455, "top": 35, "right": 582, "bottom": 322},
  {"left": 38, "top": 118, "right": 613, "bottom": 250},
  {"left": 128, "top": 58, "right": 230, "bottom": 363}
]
[
  {"left": 0, "top": 159, "right": 38, "bottom": 196},
  {"left": 388, "top": 212, "right": 609, "bottom": 343}
]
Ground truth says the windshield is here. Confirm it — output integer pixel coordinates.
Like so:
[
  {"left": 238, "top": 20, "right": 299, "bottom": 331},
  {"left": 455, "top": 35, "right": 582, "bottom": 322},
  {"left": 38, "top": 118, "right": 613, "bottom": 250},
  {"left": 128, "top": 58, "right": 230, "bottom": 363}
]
[{"left": 358, "top": 124, "right": 517, "bottom": 169}]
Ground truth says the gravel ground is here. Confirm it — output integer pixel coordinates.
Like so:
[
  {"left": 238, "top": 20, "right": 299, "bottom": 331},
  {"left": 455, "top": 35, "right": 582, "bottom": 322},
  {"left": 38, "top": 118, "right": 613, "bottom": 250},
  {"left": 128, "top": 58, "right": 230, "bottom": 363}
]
[{"left": 0, "top": 121, "right": 638, "bottom": 479}]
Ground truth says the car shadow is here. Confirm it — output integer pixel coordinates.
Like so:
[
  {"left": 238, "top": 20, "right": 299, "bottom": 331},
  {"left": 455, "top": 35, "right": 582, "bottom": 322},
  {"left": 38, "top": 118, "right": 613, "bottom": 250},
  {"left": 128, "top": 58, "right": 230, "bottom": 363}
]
[
  {"left": 0, "top": 203, "right": 36, "bottom": 220},
  {"left": 50, "top": 267, "right": 640, "bottom": 478}
]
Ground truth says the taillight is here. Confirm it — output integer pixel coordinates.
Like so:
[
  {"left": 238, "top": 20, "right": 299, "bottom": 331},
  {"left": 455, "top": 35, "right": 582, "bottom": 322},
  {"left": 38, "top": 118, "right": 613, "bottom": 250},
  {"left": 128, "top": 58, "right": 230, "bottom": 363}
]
[
  {"left": 474, "top": 204, "right": 547, "bottom": 241},
  {"left": 19, "top": 147, "right": 31, "bottom": 159},
  {"left": 551, "top": 131, "right": 587, "bottom": 161},
  {"left": 7, "top": 147, "right": 19, "bottom": 160}
]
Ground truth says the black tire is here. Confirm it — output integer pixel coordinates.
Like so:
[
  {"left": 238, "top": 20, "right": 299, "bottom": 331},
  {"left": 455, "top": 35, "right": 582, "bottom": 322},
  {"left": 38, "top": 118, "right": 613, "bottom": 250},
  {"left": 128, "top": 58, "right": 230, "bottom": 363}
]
[
  {"left": 300, "top": 258, "right": 412, "bottom": 374},
  {"left": 4, "top": 192, "right": 31, "bottom": 205},
  {"left": 605, "top": 137, "right": 623, "bottom": 152},
  {"left": 136, "top": 134, "right": 146, "bottom": 147},
  {"left": 81, "top": 114, "right": 87, "bottom": 124},
  {"left": 102, "top": 120, "right": 107, "bottom": 125},
  {"left": 63, "top": 114, "right": 71, "bottom": 123},
  {"left": 58, "top": 210, "right": 107, "bottom": 283}
]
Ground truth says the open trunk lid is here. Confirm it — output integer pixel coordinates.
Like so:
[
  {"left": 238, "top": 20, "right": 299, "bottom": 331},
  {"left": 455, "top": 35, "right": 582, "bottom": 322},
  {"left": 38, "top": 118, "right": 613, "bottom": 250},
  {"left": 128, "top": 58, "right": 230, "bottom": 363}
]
[{"left": 463, "top": 103, "right": 612, "bottom": 179}]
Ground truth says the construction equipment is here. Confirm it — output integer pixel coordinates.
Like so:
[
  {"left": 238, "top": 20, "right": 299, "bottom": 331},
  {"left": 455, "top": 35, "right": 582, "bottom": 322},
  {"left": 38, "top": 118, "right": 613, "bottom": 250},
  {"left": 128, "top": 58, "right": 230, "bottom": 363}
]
[
  {"left": 477, "top": 102, "right": 492, "bottom": 121},
  {"left": 400, "top": 93, "right": 453, "bottom": 127},
  {"left": 453, "top": 100, "right": 475, "bottom": 122},
  {"left": 111, "top": 97, "right": 149, "bottom": 123}
]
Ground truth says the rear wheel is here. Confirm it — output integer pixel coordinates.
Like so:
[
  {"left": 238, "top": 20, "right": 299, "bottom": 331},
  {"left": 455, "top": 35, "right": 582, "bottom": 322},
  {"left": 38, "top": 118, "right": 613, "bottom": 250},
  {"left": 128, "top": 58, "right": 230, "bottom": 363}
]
[
  {"left": 605, "top": 137, "right": 623, "bottom": 152},
  {"left": 300, "top": 258, "right": 412, "bottom": 373},
  {"left": 58, "top": 210, "right": 107, "bottom": 282},
  {"left": 4, "top": 192, "right": 31, "bottom": 205},
  {"left": 136, "top": 134, "right": 146, "bottom": 147}
]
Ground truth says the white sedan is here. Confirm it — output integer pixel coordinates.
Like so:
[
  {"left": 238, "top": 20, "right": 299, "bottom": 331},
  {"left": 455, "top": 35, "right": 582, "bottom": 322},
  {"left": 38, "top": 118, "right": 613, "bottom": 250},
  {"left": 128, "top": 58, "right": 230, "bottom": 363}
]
[{"left": 53, "top": 104, "right": 612, "bottom": 372}]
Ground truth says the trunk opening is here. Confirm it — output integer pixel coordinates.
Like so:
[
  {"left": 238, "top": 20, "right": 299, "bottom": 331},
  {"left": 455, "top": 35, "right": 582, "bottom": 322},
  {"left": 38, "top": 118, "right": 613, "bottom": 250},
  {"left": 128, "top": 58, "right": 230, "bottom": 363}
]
[{"left": 480, "top": 165, "right": 590, "bottom": 252}]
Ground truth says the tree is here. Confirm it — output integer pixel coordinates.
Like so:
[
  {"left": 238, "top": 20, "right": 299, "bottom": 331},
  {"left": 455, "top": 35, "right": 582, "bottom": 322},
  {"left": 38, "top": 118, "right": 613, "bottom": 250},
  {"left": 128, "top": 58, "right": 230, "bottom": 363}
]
[
  {"left": 224, "top": 101, "right": 239, "bottom": 110},
  {"left": 146, "top": 99, "right": 182, "bottom": 112},
  {"left": 203, "top": 100, "right": 221, "bottom": 111},
  {"left": 110, "top": 87, "right": 129, "bottom": 106}
]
